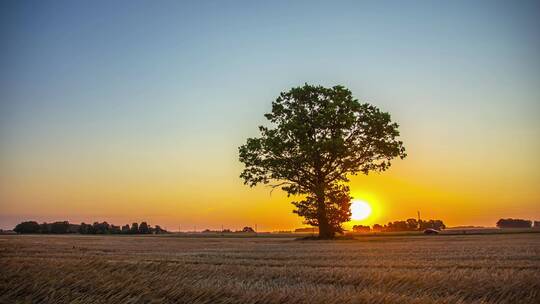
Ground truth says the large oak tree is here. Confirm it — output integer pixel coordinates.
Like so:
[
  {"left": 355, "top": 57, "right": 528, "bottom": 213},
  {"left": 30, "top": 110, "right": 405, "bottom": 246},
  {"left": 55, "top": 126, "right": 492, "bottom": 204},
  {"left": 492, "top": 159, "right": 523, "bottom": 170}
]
[{"left": 239, "top": 84, "right": 406, "bottom": 238}]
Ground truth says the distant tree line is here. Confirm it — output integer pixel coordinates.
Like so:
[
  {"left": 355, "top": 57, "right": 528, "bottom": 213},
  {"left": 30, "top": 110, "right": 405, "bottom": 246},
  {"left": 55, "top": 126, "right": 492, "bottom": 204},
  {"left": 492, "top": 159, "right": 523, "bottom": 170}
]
[
  {"left": 352, "top": 225, "right": 370, "bottom": 232},
  {"left": 13, "top": 221, "right": 167, "bottom": 234},
  {"left": 353, "top": 219, "right": 446, "bottom": 232},
  {"left": 350, "top": 218, "right": 539, "bottom": 232},
  {"left": 496, "top": 218, "right": 533, "bottom": 229},
  {"left": 201, "top": 227, "right": 256, "bottom": 233}
]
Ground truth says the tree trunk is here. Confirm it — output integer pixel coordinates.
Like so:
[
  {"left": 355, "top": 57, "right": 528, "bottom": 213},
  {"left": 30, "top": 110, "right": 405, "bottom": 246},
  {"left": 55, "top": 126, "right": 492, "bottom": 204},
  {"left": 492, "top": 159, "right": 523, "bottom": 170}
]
[
  {"left": 316, "top": 188, "right": 335, "bottom": 239},
  {"left": 318, "top": 217, "right": 334, "bottom": 239}
]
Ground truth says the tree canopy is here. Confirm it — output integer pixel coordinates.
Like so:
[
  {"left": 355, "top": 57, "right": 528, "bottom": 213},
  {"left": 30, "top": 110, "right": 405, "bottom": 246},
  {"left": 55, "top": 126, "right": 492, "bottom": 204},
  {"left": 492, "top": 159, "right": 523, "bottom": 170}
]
[
  {"left": 239, "top": 84, "right": 406, "bottom": 238},
  {"left": 496, "top": 218, "right": 532, "bottom": 228},
  {"left": 13, "top": 221, "right": 40, "bottom": 234}
]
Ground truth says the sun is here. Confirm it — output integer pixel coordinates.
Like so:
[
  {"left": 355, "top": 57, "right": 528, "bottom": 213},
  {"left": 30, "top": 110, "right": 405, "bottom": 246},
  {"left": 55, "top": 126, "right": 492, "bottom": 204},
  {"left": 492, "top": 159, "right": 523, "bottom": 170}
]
[{"left": 351, "top": 199, "right": 372, "bottom": 220}]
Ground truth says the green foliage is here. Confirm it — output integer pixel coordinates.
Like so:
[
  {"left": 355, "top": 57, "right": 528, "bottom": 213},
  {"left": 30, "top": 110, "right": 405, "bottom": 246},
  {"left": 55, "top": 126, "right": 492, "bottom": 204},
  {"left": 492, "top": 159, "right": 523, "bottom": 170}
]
[{"left": 239, "top": 84, "right": 406, "bottom": 238}]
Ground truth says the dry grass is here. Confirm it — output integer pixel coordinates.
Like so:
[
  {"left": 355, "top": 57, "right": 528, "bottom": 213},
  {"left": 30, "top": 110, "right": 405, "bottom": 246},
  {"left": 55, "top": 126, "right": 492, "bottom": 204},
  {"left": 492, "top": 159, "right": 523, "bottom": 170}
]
[{"left": 1, "top": 233, "right": 539, "bottom": 303}]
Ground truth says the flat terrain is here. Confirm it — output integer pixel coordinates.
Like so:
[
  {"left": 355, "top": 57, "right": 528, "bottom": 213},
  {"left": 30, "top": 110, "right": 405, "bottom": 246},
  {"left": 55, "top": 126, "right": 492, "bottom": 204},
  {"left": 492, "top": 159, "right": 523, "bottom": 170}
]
[{"left": 1, "top": 234, "right": 539, "bottom": 304}]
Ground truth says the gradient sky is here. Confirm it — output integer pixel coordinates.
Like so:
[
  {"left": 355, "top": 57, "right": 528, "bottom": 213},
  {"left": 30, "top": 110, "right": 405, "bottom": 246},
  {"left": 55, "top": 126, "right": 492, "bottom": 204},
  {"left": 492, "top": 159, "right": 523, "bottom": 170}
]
[{"left": 1, "top": 0, "right": 539, "bottom": 231}]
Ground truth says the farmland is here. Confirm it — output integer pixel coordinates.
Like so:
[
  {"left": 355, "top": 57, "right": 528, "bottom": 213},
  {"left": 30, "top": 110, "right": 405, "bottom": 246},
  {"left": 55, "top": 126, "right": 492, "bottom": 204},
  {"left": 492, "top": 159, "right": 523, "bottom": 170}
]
[{"left": 1, "top": 233, "right": 539, "bottom": 303}]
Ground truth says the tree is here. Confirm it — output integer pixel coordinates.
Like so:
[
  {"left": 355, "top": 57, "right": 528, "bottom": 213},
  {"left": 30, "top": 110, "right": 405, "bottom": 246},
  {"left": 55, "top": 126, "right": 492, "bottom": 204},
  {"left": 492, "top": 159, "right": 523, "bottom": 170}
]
[
  {"left": 496, "top": 218, "right": 532, "bottom": 228},
  {"left": 352, "top": 225, "right": 370, "bottom": 232},
  {"left": 373, "top": 219, "right": 446, "bottom": 232},
  {"left": 419, "top": 219, "right": 445, "bottom": 231},
  {"left": 79, "top": 222, "right": 92, "bottom": 234},
  {"left": 39, "top": 222, "right": 50, "bottom": 233},
  {"left": 14, "top": 221, "right": 41, "bottom": 234},
  {"left": 239, "top": 84, "right": 406, "bottom": 238},
  {"left": 92, "top": 222, "right": 110, "bottom": 234},
  {"left": 154, "top": 225, "right": 166, "bottom": 234},
  {"left": 130, "top": 222, "right": 139, "bottom": 234},
  {"left": 110, "top": 225, "right": 121, "bottom": 234},
  {"left": 50, "top": 221, "right": 70, "bottom": 234},
  {"left": 406, "top": 218, "right": 419, "bottom": 230},
  {"left": 372, "top": 224, "right": 383, "bottom": 232},
  {"left": 242, "top": 226, "right": 255, "bottom": 233},
  {"left": 139, "top": 222, "right": 150, "bottom": 234}
]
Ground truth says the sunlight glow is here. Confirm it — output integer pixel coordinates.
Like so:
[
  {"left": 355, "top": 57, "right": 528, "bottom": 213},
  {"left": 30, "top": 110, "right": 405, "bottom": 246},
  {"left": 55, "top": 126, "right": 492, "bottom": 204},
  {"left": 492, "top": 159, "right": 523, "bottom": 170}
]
[{"left": 351, "top": 200, "right": 372, "bottom": 221}]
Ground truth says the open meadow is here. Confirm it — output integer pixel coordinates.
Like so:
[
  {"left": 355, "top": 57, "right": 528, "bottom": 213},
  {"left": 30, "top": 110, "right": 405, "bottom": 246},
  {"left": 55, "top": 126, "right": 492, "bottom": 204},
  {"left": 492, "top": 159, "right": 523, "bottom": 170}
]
[{"left": 1, "top": 233, "right": 539, "bottom": 304}]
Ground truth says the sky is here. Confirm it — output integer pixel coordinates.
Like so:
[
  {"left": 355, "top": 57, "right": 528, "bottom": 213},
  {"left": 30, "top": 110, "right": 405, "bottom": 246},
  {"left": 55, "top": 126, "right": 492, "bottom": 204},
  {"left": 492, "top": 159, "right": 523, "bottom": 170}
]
[{"left": 1, "top": 0, "right": 539, "bottom": 231}]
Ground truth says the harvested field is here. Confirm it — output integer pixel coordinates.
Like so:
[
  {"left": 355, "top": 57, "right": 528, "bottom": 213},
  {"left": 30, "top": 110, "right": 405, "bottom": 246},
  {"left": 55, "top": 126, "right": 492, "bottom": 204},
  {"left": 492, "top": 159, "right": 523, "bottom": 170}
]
[{"left": 1, "top": 233, "right": 539, "bottom": 303}]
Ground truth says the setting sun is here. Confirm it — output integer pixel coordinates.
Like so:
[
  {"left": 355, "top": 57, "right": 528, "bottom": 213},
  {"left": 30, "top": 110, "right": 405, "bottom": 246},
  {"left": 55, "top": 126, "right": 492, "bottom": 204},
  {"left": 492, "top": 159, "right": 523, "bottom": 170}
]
[{"left": 350, "top": 200, "right": 372, "bottom": 221}]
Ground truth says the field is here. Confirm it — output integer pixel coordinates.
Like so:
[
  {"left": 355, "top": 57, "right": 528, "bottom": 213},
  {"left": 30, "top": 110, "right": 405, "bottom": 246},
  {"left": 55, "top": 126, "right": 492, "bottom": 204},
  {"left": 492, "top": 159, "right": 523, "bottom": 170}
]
[{"left": 1, "top": 233, "right": 539, "bottom": 304}]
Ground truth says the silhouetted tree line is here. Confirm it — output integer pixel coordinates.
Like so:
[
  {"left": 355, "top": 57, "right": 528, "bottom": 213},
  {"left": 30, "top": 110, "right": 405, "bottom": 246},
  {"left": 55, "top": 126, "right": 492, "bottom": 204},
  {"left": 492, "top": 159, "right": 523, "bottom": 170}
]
[
  {"left": 496, "top": 218, "right": 532, "bottom": 228},
  {"left": 13, "top": 221, "right": 78, "bottom": 234},
  {"left": 13, "top": 221, "right": 167, "bottom": 234},
  {"left": 352, "top": 219, "right": 446, "bottom": 232},
  {"left": 352, "top": 225, "right": 371, "bottom": 232},
  {"left": 201, "top": 227, "right": 256, "bottom": 233}
]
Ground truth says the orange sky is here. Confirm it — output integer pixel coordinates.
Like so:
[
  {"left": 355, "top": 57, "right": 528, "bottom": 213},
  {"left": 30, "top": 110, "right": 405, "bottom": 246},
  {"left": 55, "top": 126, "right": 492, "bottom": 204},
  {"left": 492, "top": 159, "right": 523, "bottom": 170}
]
[{"left": 1, "top": 127, "right": 538, "bottom": 231}]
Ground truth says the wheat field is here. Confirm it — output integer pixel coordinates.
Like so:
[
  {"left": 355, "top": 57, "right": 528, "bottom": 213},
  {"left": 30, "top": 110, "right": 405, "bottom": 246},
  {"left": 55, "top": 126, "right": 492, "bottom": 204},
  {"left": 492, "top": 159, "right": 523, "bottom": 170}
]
[{"left": 1, "top": 233, "right": 539, "bottom": 304}]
